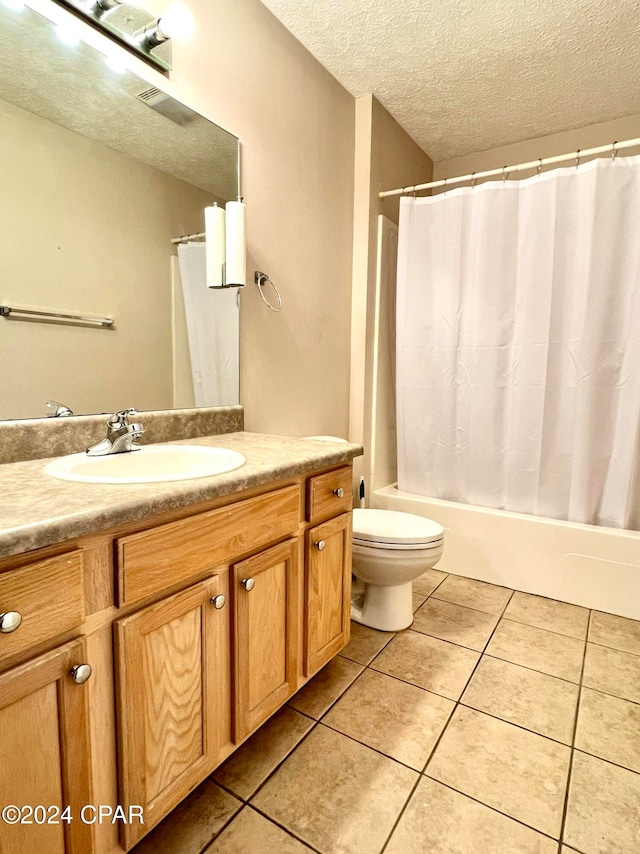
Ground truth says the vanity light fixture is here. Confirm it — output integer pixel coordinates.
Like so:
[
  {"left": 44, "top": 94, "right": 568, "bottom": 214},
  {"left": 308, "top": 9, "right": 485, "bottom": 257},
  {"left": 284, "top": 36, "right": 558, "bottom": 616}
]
[
  {"left": 91, "top": 0, "right": 124, "bottom": 14},
  {"left": 135, "top": 1, "right": 193, "bottom": 48},
  {"left": 54, "top": 0, "right": 195, "bottom": 70}
]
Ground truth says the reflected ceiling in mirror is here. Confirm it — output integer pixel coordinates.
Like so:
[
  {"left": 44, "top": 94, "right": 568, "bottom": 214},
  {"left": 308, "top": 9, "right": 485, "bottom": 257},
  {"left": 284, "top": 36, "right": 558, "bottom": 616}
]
[
  {"left": 0, "top": 1, "right": 240, "bottom": 422},
  {"left": 0, "top": 3, "right": 238, "bottom": 198}
]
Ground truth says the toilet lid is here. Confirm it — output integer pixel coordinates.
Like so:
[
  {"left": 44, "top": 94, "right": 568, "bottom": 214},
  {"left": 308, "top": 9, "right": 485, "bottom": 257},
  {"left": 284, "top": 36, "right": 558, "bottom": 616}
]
[{"left": 352, "top": 509, "right": 444, "bottom": 546}]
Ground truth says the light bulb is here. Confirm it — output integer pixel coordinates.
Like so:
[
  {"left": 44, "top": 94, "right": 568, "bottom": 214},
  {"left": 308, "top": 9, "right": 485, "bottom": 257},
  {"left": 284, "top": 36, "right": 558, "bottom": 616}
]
[
  {"left": 157, "top": 2, "right": 194, "bottom": 40},
  {"left": 55, "top": 24, "right": 81, "bottom": 47},
  {"left": 105, "top": 53, "right": 127, "bottom": 73}
]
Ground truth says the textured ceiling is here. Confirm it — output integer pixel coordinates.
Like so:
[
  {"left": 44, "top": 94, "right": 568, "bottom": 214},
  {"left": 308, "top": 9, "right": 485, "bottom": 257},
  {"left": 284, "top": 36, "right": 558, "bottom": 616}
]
[{"left": 259, "top": 0, "right": 640, "bottom": 162}]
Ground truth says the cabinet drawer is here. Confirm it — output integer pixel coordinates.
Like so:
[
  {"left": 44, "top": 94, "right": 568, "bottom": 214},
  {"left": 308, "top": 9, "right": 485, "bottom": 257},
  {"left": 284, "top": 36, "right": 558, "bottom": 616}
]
[
  {"left": 117, "top": 485, "right": 301, "bottom": 605},
  {"left": 0, "top": 552, "right": 85, "bottom": 667},
  {"left": 307, "top": 466, "right": 352, "bottom": 524}
]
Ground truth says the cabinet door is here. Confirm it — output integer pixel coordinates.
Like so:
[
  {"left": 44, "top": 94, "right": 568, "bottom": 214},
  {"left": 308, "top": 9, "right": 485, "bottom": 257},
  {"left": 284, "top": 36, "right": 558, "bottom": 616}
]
[
  {"left": 0, "top": 638, "right": 94, "bottom": 854},
  {"left": 114, "top": 573, "right": 231, "bottom": 849},
  {"left": 305, "top": 513, "right": 352, "bottom": 676},
  {"left": 233, "top": 539, "right": 300, "bottom": 741}
]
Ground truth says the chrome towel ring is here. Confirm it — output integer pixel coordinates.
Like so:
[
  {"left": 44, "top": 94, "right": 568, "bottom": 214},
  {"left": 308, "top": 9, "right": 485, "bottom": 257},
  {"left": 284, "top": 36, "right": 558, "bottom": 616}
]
[{"left": 254, "top": 271, "right": 283, "bottom": 312}]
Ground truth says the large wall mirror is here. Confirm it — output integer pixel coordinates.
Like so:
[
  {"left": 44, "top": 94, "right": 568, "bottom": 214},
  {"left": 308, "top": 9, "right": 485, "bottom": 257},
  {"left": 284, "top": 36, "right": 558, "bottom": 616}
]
[{"left": 0, "top": 1, "right": 240, "bottom": 421}]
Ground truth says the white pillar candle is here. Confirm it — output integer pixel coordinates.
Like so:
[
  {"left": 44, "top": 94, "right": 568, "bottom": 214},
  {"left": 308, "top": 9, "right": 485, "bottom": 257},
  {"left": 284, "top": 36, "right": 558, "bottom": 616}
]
[
  {"left": 205, "top": 204, "right": 225, "bottom": 288},
  {"left": 225, "top": 200, "right": 246, "bottom": 287}
]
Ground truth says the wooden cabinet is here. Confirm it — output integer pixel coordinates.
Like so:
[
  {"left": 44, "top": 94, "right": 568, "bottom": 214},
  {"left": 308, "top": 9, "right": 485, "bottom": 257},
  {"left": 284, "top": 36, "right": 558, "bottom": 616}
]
[
  {"left": 0, "top": 551, "right": 85, "bottom": 669},
  {"left": 307, "top": 466, "right": 352, "bottom": 524},
  {"left": 232, "top": 539, "right": 300, "bottom": 741},
  {"left": 0, "top": 461, "right": 354, "bottom": 853},
  {"left": 0, "top": 638, "right": 93, "bottom": 854},
  {"left": 116, "top": 485, "right": 300, "bottom": 606},
  {"left": 305, "top": 513, "right": 352, "bottom": 676},
  {"left": 114, "top": 573, "right": 231, "bottom": 849}
]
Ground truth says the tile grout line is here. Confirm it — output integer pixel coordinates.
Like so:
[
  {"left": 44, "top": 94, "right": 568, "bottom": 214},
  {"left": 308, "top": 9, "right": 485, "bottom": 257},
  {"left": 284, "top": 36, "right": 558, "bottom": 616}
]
[
  {"left": 456, "top": 700, "right": 575, "bottom": 748},
  {"left": 378, "top": 588, "right": 516, "bottom": 853},
  {"left": 423, "top": 777, "right": 562, "bottom": 845},
  {"left": 247, "top": 803, "right": 325, "bottom": 854},
  {"left": 318, "top": 719, "right": 425, "bottom": 774},
  {"left": 497, "top": 615, "right": 590, "bottom": 642},
  {"left": 207, "top": 581, "right": 632, "bottom": 853},
  {"left": 429, "top": 593, "right": 513, "bottom": 618},
  {"left": 341, "top": 624, "right": 399, "bottom": 667},
  {"left": 206, "top": 717, "right": 324, "bottom": 848},
  {"left": 241, "top": 661, "right": 376, "bottom": 804},
  {"left": 584, "top": 637, "right": 640, "bottom": 658},
  {"left": 409, "top": 623, "right": 496, "bottom": 653},
  {"left": 557, "top": 608, "right": 591, "bottom": 851},
  {"left": 196, "top": 797, "right": 243, "bottom": 854},
  {"left": 482, "top": 651, "right": 582, "bottom": 686}
]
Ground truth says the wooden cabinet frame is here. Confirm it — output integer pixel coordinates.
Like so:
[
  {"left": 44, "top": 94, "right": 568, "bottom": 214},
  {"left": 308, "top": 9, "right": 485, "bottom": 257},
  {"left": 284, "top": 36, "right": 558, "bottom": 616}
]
[
  {"left": 232, "top": 538, "right": 300, "bottom": 741},
  {"left": 305, "top": 513, "right": 352, "bottom": 676},
  {"left": 0, "top": 638, "right": 94, "bottom": 854},
  {"left": 114, "top": 574, "right": 231, "bottom": 848}
]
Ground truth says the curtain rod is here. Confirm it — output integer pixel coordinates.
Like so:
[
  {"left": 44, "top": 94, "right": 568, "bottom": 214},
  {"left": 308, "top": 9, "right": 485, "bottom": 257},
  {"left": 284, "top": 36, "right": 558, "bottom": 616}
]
[
  {"left": 171, "top": 231, "right": 205, "bottom": 245},
  {"left": 379, "top": 137, "right": 640, "bottom": 199}
]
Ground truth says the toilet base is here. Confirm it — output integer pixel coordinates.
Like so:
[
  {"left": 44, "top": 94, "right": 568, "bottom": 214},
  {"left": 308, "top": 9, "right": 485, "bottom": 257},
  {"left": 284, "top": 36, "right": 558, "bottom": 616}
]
[{"left": 351, "top": 580, "right": 414, "bottom": 632}]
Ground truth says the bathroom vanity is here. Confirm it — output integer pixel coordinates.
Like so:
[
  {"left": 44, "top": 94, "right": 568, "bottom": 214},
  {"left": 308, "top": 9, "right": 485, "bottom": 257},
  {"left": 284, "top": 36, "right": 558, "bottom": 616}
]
[{"left": 0, "top": 425, "right": 361, "bottom": 853}]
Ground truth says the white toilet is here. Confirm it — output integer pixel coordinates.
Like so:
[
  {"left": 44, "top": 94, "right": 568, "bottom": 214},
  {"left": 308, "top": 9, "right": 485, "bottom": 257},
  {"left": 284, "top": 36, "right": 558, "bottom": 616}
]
[
  {"left": 301, "top": 436, "right": 445, "bottom": 631},
  {"left": 351, "top": 508, "right": 444, "bottom": 632}
]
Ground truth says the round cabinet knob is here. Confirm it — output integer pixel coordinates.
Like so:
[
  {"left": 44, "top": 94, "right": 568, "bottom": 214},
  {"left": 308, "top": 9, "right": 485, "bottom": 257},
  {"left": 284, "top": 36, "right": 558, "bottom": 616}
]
[
  {"left": 69, "top": 664, "right": 92, "bottom": 685},
  {"left": 0, "top": 611, "right": 22, "bottom": 634},
  {"left": 314, "top": 540, "right": 326, "bottom": 551},
  {"left": 210, "top": 594, "right": 226, "bottom": 609},
  {"left": 241, "top": 577, "right": 255, "bottom": 592},
  {"left": 333, "top": 487, "right": 345, "bottom": 498}
]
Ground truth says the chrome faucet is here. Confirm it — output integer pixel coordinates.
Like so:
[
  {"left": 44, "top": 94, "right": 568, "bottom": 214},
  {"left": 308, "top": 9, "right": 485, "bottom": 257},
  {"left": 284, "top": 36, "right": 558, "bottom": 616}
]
[
  {"left": 45, "top": 400, "right": 74, "bottom": 417},
  {"left": 86, "top": 408, "right": 145, "bottom": 456}
]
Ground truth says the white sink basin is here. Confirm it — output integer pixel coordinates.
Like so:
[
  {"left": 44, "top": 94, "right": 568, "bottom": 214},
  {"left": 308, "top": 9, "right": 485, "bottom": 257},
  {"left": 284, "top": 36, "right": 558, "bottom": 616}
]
[{"left": 44, "top": 444, "right": 246, "bottom": 484}]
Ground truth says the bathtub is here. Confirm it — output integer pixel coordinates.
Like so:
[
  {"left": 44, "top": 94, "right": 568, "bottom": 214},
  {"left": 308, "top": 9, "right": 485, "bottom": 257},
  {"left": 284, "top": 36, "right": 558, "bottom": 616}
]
[{"left": 373, "top": 484, "right": 640, "bottom": 621}]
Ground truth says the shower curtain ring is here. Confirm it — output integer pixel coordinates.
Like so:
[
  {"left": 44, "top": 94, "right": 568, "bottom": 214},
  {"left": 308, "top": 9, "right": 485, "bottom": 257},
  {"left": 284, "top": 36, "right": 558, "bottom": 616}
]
[
  {"left": 471, "top": 173, "right": 477, "bottom": 189},
  {"left": 443, "top": 178, "right": 448, "bottom": 196},
  {"left": 537, "top": 158, "right": 542, "bottom": 177},
  {"left": 612, "top": 141, "right": 618, "bottom": 161},
  {"left": 502, "top": 166, "right": 509, "bottom": 183},
  {"left": 575, "top": 149, "right": 581, "bottom": 169}
]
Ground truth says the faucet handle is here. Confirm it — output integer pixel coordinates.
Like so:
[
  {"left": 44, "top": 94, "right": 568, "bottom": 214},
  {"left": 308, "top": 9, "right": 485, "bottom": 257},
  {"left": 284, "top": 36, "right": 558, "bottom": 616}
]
[
  {"left": 107, "top": 408, "right": 138, "bottom": 430},
  {"left": 45, "top": 400, "right": 74, "bottom": 417}
]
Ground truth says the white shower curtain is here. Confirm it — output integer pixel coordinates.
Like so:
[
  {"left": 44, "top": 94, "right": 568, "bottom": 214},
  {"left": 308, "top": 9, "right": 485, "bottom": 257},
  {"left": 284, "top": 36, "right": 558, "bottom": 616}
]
[
  {"left": 396, "top": 155, "right": 640, "bottom": 529},
  {"left": 177, "top": 243, "right": 239, "bottom": 406}
]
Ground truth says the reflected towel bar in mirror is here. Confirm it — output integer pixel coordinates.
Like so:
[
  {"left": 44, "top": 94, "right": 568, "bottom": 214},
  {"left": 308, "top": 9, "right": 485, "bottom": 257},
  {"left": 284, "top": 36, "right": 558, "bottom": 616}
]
[{"left": 0, "top": 305, "right": 115, "bottom": 329}]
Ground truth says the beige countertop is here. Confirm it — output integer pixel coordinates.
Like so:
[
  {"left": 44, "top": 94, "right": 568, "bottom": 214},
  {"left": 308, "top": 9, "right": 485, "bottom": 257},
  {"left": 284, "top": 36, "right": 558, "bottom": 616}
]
[{"left": 0, "top": 432, "right": 362, "bottom": 559}]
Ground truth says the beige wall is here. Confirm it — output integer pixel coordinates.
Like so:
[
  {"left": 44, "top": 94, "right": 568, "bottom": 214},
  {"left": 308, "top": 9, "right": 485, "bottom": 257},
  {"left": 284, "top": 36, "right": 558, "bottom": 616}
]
[
  {"left": 351, "top": 95, "right": 433, "bottom": 492},
  {"left": 0, "top": 97, "right": 212, "bottom": 420},
  {"left": 165, "top": 0, "right": 356, "bottom": 437},
  {"left": 434, "top": 113, "right": 640, "bottom": 182}
]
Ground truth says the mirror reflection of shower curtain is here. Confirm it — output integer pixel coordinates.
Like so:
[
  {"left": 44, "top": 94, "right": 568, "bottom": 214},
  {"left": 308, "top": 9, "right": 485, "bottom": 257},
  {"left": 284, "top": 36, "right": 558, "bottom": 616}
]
[
  {"left": 396, "top": 155, "right": 640, "bottom": 529},
  {"left": 177, "top": 243, "right": 239, "bottom": 406}
]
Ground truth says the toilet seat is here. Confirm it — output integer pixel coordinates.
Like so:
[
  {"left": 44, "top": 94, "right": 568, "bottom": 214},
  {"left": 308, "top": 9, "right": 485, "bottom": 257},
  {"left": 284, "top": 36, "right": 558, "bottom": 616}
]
[{"left": 352, "top": 509, "right": 444, "bottom": 551}]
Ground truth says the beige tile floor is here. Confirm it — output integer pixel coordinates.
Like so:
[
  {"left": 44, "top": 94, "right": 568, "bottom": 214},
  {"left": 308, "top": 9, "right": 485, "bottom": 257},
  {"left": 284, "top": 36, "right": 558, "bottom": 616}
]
[{"left": 132, "top": 571, "right": 640, "bottom": 854}]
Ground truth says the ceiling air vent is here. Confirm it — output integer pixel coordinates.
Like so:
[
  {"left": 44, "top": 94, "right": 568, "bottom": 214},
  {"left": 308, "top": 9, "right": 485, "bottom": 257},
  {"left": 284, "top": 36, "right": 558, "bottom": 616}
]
[{"left": 136, "top": 87, "right": 195, "bottom": 126}]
